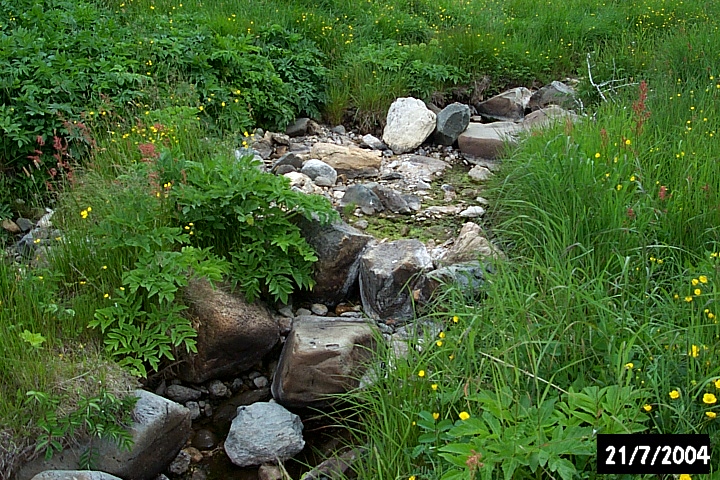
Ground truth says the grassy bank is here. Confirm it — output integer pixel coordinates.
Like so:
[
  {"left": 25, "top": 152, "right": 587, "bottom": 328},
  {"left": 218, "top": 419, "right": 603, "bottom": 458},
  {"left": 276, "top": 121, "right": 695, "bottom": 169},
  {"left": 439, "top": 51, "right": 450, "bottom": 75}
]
[{"left": 2, "top": 0, "right": 720, "bottom": 477}]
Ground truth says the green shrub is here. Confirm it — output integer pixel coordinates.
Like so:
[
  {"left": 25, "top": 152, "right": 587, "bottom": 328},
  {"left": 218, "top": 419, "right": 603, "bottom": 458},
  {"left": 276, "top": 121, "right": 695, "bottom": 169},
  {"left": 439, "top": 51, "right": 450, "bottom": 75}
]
[{"left": 171, "top": 151, "right": 338, "bottom": 303}]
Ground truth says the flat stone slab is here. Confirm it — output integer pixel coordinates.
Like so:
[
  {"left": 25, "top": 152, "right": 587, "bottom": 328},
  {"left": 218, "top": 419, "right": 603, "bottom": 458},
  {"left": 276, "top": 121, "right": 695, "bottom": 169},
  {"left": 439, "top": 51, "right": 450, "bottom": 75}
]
[{"left": 457, "top": 122, "right": 523, "bottom": 159}]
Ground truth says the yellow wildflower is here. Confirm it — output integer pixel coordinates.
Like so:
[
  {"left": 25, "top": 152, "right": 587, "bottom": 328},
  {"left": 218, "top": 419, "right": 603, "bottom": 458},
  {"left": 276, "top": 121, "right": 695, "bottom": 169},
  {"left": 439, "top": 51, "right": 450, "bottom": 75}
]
[
  {"left": 669, "top": 390, "right": 680, "bottom": 399},
  {"left": 643, "top": 404, "right": 652, "bottom": 412},
  {"left": 418, "top": 370, "right": 425, "bottom": 378},
  {"left": 458, "top": 411, "right": 470, "bottom": 421},
  {"left": 706, "top": 411, "right": 717, "bottom": 419},
  {"left": 432, "top": 412, "right": 439, "bottom": 420},
  {"left": 703, "top": 393, "right": 717, "bottom": 404}
]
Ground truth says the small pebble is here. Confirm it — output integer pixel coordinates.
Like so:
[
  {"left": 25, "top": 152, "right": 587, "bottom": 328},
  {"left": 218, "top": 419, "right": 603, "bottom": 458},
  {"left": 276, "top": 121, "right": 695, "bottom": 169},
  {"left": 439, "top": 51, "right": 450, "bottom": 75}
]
[
  {"left": 169, "top": 450, "right": 191, "bottom": 475},
  {"left": 186, "top": 401, "right": 201, "bottom": 421},
  {"left": 296, "top": 307, "right": 312, "bottom": 316},
  {"left": 253, "top": 376, "right": 269, "bottom": 388},
  {"left": 207, "top": 379, "right": 228, "bottom": 398},
  {"left": 310, "top": 303, "right": 328, "bottom": 316}
]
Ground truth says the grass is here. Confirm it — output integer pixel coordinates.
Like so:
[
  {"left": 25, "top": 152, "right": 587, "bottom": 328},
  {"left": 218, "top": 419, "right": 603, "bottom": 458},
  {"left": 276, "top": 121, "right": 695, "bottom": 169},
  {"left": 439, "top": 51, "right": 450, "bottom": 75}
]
[{"left": 2, "top": 0, "right": 720, "bottom": 477}]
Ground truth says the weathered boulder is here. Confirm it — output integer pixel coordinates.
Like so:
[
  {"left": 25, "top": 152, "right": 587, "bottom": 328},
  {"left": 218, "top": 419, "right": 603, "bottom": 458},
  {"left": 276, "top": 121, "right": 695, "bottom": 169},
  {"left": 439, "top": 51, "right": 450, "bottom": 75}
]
[
  {"left": 382, "top": 97, "right": 437, "bottom": 154},
  {"left": 475, "top": 87, "right": 532, "bottom": 121},
  {"left": 271, "top": 316, "right": 379, "bottom": 407},
  {"left": 165, "top": 385, "right": 202, "bottom": 404},
  {"left": 179, "top": 278, "right": 279, "bottom": 384},
  {"left": 437, "top": 222, "right": 504, "bottom": 266},
  {"left": 224, "top": 402, "right": 305, "bottom": 467},
  {"left": 434, "top": 102, "right": 471, "bottom": 145},
  {"left": 528, "top": 81, "right": 577, "bottom": 111},
  {"left": 297, "top": 218, "right": 373, "bottom": 307},
  {"left": 339, "top": 184, "right": 384, "bottom": 215},
  {"left": 359, "top": 239, "right": 433, "bottom": 322},
  {"left": 458, "top": 122, "right": 522, "bottom": 159},
  {"left": 522, "top": 105, "right": 579, "bottom": 130},
  {"left": 301, "top": 159, "right": 338, "bottom": 186},
  {"left": 310, "top": 142, "right": 382, "bottom": 179},
  {"left": 31, "top": 472, "right": 123, "bottom": 480},
  {"left": 17, "top": 390, "right": 191, "bottom": 480}
]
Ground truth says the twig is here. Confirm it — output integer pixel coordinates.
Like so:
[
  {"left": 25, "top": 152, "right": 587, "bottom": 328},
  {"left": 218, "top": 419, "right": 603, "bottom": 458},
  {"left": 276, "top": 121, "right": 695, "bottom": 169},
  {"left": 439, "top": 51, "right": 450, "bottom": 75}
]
[{"left": 587, "top": 53, "right": 607, "bottom": 102}]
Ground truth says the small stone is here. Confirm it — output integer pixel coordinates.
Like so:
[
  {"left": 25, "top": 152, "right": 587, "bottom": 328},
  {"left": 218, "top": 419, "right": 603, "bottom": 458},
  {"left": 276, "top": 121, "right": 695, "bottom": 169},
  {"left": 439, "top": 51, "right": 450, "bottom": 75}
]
[
  {"left": 204, "top": 404, "right": 213, "bottom": 417},
  {"left": 186, "top": 401, "right": 201, "bottom": 421},
  {"left": 274, "top": 164, "right": 296, "bottom": 175},
  {"left": 166, "top": 385, "right": 202, "bottom": 403},
  {"left": 248, "top": 371, "right": 262, "bottom": 380},
  {"left": 207, "top": 380, "right": 228, "bottom": 398},
  {"left": 185, "top": 447, "right": 203, "bottom": 463},
  {"left": 192, "top": 428, "right": 219, "bottom": 450},
  {"left": 156, "top": 475, "right": 170, "bottom": 480},
  {"left": 15, "top": 217, "right": 34, "bottom": 232},
  {"left": 459, "top": 206, "right": 486, "bottom": 218},
  {"left": 231, "top": 378, "right": 244, "bottom": 392},
  {"left": 339, "top": 311, "right": 362, "bottom": 318},
  {"left": 331, "top": 125, "right": 346, "bottom": 134},
  {"left": 361, "top": 134, "right": 386, "bottom": 150},
  {"left": 416, "top": 180, "right": 431, "bottom": 190},
  {"left": 190, "top": 469, "right": 207, "bottom": 480},
  {"left": 253, "top": 376, "right": 269, "bottom": 389},
  {"left": 468, "top": 165, "right": 493, "bottom": 182},
  {"left": 310, "top": 303, "right": 329, "bottom": 316},
  {"left": 313, "top": 175, "right": 335, "bottom": 187},
  {"left": 354, "top": 219, "right": 369, "bottom": 230},
  {"left": 278, "top": 305, "right": 294, "bottom": 318},
  {"left": 169, "top": 450, "right": 191, "bottom": 475},
  {"left": 296, "top": 307, "right": 312, "bottom": 316},
  {"left": 258, "top": 465, "right": 284, "bottom": 480},
  {"left": 1, "top": 219, "right": 20, "bottom": 234}
]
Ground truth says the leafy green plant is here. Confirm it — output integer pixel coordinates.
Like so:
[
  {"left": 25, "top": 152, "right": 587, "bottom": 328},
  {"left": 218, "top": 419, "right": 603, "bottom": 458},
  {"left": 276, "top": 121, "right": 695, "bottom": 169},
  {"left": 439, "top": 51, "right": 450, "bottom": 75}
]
[
  {"left": 172, "top": 151, "right": 338, "bottom": 303},
  {"left": 26, "top": 389, "right": 137, "bottom": 465},
  {"left": 81, "top": 165, "right": 228, "bottom": 377}
]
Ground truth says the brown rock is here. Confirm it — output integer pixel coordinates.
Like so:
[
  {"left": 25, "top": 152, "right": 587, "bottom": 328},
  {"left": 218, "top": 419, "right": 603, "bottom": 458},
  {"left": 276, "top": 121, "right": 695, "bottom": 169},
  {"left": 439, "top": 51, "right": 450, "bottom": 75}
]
[
  {"left": 310, "top": 142, "right": 382, "bottom": 178},
  {"left": 475, "top": 87, "right": 531, "bottom": 121},
  {"left": 522, "top": 105, "right": 579, "bottom": 130},
  {"left": 457, "top": 122, "right": 522, "bottom": 159},
  {"left": 1, "top": 218, "right": 20, "bottom": 234},
  {"left": 179, "top": 278, "right": 279, "bottom": 384},
  {"left": 271, "top": 316, "right": 379, "bottom": 407}
]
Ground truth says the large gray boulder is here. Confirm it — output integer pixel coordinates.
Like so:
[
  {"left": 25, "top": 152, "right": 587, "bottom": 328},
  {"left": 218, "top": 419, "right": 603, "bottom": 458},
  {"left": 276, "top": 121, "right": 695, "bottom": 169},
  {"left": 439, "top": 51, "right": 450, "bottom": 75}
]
[
  {"left": 457, "top": 122, "right": 522, "bottom": 159},
  {"left": 179, "top": 278, "right": 279, "bottom": 384},
  {"left": 297, "top": 218, "right": 374, "bottom": 307},
  {"left": 309, "top": 143, "right": 382, "bottom": 179},
  {"left": 224, "top": 402, "right": 305, "bottom": 467},
  {"left": 434, "top": 102, "right": 471, "bottom": 145},
  {"left": 271, "top": 316, "right": 379, "bottom": 407},
  {"left": 474, "top": 87, "right": 532, "bottom": 122},
  {"left": 382, "top": 98, "right": 437, "bottom": 154},
  {"left": 17, "top": 390, "right": 191, "bottom": 480},
  {"left": 359, "top": 239, "right": 434, "bottom": 322}
]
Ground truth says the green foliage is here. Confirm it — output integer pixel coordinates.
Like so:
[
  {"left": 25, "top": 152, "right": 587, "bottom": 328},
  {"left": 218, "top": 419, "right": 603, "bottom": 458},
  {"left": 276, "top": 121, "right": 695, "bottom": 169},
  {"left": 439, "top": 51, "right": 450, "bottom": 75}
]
[
  {"left": 79, "top": 161, "right": 228, "bottom": 377},
  {"left": 172, "top": 152, "right": 338, "bottom": 303},
  {"left": 26, "top": 389, "right": 136, "bottom": 464}
]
